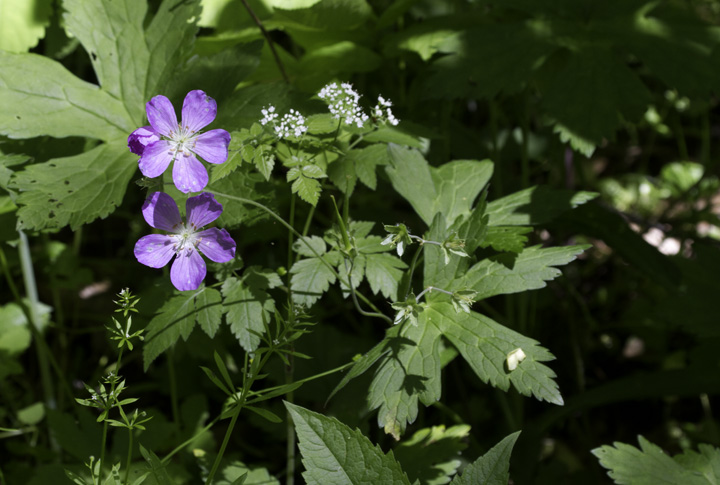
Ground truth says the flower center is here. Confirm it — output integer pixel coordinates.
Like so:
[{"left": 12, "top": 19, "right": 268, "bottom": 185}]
[
  {"left": 168, "top": 124, "right": 199, "bottom": 158},
  {"left": 173, "top": 224, "right": 200, "bottom": 254}
]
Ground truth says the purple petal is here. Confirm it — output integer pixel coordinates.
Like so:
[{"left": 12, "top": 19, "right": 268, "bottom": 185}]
[
  {"left": 197, "top": 228, "right": 236, "bottom": 263},
  {"left": 172, "top": 154, "right": 208, "bottom": 193},
  {"left": 134, "top": 234, "right": 176, "bottom": 268},
  {"left": 141, "top": 192, "right": 182, "bottom": 231},
  {"left": 146, "top": 95, "right": 178, "bottom": 136},
  {"left": 181, "top": 90, "right": 217, "bottom": 133},
  {"left": 170, "top": 248, "right": 206, "bottom": 291},
  {"left": 139, "top": 140, "right": 174, "bottom": 178},
  {"left": 193, "top": 129, "right": 231, "bottom": 164},
  {"left": 186, "top": 193, "right": 223, "bottom": 229},
  {"left": 128, "top": 126, "right": 160, "bottom": 156}
]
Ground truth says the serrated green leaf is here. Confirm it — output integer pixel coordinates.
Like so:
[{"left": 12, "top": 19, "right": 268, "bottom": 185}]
[
  {"left": 290, "top": 254, "right": 339, "bottom": 307},
  {"left": 285, "top": 402, "right": 411, "bottom": 485},
  {"left": 424, "top": 22, "right": 554, "bottom": 100},
  {"left": 327, "top": 157, "right": 357, "bottom": 195},
  {"left": 486, "top": 185, "right": 598, "bottom": 226},
  {"left": 291, "top": 175, "right": 322, "bottom": 206},
  {"left": 593, "top": 436, "right": 711, "bottom": 485},
  {"left": 293, "top": 236, "right": 326, "bottom": 258},
  {"left": 539, "top": 47, "right": 651, "bottom": 142},
  {"left": 451, "top": 431, "right": 520, "bottom": 485},
  {"left": 143, "top": 292, "right": 197, "bottom": 370},
  {"left": 215, "top": 460, "right": 280, "bottom": 485},
  {"left": 394, "top": 425, "right": 471, "bottom": 485},
  {"left": 481, "top": 226, "right": 532, "bottom": 254},
  {"left": 553, "top": 123, "right": 596, "bottom": 158},
  {"left": 211, "top": 166, "right": 274, "bottom": 229},
  {"left": 0, "top": 0, "right": 52, "bottom": 53},
  {"left": 365, "top": 253, "right": 407, "bottom": 301},
  {"left": 0, "top": 51, "right": 133, "bottom": 140},
  {"left": 210, "top": 146, "right": 244, "bottom": 184},
  {"left": 386, "top": 146, "right": 492, "bottom": 227},
  {"left": 428, "top": 303, "right": 562, "bottom": 405},
  {"left": 222, "top": 276, "right": 274, "bottom": 352},
  {"left": 423, "top": 209, "right": 487, "bottom": 293},
  {"left": 450, "top": 244, "right": 588, "bottom": 300},
  {"left": 196, "top": 288, "right": 223, "bottom": 338},
  {"left": 306, "top": 113, "right": 339, "bottom": 134},
  {"left": 349, "top": 144, "right": 390, "bottom": 190},
  {"left": 254, "top": 145, "right": 275, "bottom": 181},
  {"left": 11, "top": 143, "right": 137, "bottom": 231},
  {"left": 368, "top": 320, "right": 443, "bottom": 439}
]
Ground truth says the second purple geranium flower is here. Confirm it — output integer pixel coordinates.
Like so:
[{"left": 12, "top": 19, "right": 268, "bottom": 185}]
[
  {"left": 128, "top": 90, "right": 231, "bottom": 193},
  {"left": 134, "top": 192, "right": 236, "bottom": 291}
]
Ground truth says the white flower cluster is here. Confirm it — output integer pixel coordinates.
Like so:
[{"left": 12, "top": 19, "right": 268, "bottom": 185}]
[
  {"left": 372, "top": 95, "right": 399, "bottom": 126},
  {"left": 318, "top": 82, "right": 370, "bottom": 128},
  {"left": 259, "top": 106, "right": 307, "bottom": 139},
  {"left": 275, "top": 109, "right": 308, "bottom": 139},
  {"left": 260, "top": 105, "right": 278, "bottom": 125}
]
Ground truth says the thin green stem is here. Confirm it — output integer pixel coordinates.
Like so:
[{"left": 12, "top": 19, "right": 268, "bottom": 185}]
[
  {"left": 415, "top": 286, "right": 453, "bottom": 302},
  {"left": 207, "top": 408, "right": 240, "bottom": 485},
  {"left": 18, "top": 231, "right": 56, "bottom": 413},
  {"left": 238, "top": 0, "right": 289, "bottom": 83},
  {"left": 124, "top": 428, "right": 133, "bottom": 485},
  {"left": 100, "top": 346, "right": 124, "bottom": 482},
  {"left": 168, "top": 349, "right": 180, "bottom": 428},
  {"left": 401, "top": 246, "right": 423, "bottom": 301},
  {"left": 162, "top": 416, "right": 221, "bottom": 465}
]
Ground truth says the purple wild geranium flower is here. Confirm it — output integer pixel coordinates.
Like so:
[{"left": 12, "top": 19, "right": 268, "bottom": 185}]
[
  {"left": 128, "top": 90, "right": 231, "bottom": 193},
  {"left": 134, "top": 192, "right": 236, "bottom": 291}
]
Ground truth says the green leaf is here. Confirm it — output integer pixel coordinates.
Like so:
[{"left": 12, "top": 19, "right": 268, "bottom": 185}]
[
  {"left": 327, "top": 157, "right": 357, "bottom": 195},
  {"left": 486, "top": 185, "right": 598, "bottom": 226},
  {"left": 481, "top": 226, "right": 532, "bottom": 254},
  {"left": 285, "top": 402, "right": 411, "bottom": 485},
  {"left": 306, "top": 113, "right": 338, "bottom": 134},
  {"left": 216, "top": 83, "right": 293, "bottom": 132},
  {"left": 424, "top": 22, "right": 554, "bottom": 100},
  {"left": 291, "top": 175, "right": 322, "bottom": 206},
  {"left": 327, "top": 325, "right": 401, "bottom": 403},
  {"left": 47, "top": 409, "right": 100, "bottom": 461},
  {"left": 0, "top": 0, "right": 53, "bottom": 53},
  {"left": 429, "top": 303, "right": 562, "bottom": 405},
  {"left": 364, "top": 126, "right": 424, "bottom": 148},
  {"left": 211, "top": 167, "right": 274, "bottom": 229},
  {"left": 222, "top": 276, "right": 274, "bottom": 352},
  {"left": 246, "top": 405, "right": 282, "bottom": 423},
  {"left": 17, "top": 402, "right": 45, "bottom": 425},
  {"left": 0, "top": 303, "right": 32, "bottom": 354},
  {"left": 254, "top": 145, "right": 275, "bottom": 181},
  {"left": 364, "top": 253, "right": 407, "bottom": 301},
  {"left": 215, "top": 460, "right": 280, "bottom": 485},
  {"left": 139, "top": 443, "right": 173, "bottom": 485},
  {"left": 196, "top": 288, "right": 223, "bottom": 338},
  {"left": 451, "top": 431, "right": 520, "bottom": 485},
  {"left": 367, "top": 320, "right": 444, "bottom": 439},
  {"left": 394, "top": 425, "right": 471, "bottom": 485},
  {"left": 386, "top": 146, "right": 492, "bottom": 226},
  {"left": 143, "top": 292, "right": 197, "bottom": 370},
  {"left": 290, "top": 253, "right": 339, "bottom": 307},
  {"left": 214, "top": 351, "right": 235, "bottom": 392},
  {"left": 293, "top": 236, "right": 327, "bottom": 258},
  {"left": 0, "top": 51, "right": 133, "bottom": 140},
  {"left": 539, "top": 48, "right": 651, "bottom": 142},
  {"left": 450, "top": 244, "right": 588, "bottom": 300},
  {"left": 553, "top": 123, "right": 596, "bottom": 158},
  {"left": 349, "top": 144, "right": 390, "bottom": 190},
  {"left": 12, "top": 143, "right": 137, "bottom": 231},
  {"left": 593, "top": 436, "right": 713, "bottom": 485}
]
